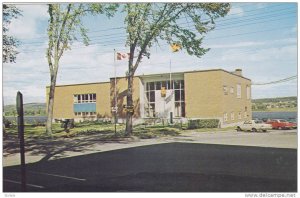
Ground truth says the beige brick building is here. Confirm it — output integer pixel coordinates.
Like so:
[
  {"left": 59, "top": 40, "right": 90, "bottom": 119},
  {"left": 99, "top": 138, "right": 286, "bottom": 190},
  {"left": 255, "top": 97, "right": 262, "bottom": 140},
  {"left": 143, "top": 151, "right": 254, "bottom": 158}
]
[{"left": 47, "top": 68, "right": 252, "bottom": 127}]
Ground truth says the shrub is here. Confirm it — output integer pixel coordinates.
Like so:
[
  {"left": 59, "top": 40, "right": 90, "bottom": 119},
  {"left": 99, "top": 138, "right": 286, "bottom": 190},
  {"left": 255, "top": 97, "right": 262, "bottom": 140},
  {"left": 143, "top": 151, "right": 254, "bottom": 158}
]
[
  {"left": 188, "top": 119, "right": 219, "bottom": 129},
  {"left": 3, "top": 118, "right": 11, "bottom": 128}
]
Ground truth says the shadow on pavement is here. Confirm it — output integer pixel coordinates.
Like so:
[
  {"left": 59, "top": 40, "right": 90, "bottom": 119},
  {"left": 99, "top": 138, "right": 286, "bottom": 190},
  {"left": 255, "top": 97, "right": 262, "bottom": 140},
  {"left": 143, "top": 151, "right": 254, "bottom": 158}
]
[
  {"left": 3, "top": 133, "right": 132, "bottom": 162},
  {"left": 3, "top": 142, "right": 297, "bottom": 192}
]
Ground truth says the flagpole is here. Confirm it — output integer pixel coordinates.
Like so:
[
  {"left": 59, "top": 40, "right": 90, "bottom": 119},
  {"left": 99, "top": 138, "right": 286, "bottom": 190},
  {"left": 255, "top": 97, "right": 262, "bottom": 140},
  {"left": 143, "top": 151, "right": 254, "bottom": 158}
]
[
  {"left": 114, "top": 49, "right": 117, "bottom": 135},
  {"left": 169, "top": 54, "right": 173, "bottom": 124}
]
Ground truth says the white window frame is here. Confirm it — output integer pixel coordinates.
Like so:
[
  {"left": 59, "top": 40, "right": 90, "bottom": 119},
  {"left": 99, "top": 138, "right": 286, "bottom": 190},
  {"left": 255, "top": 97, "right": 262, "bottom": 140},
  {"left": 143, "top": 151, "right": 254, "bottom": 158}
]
[
  {"left": 247, "top": 86, "right": 251, "bottom": 100},
  {"left": 224, "top": 113, "right": 228, "bottom": 122},
  {"left": 223, "top": 85, "right": 228, "bottom": 95},
  {"left": 231, "top": 112, "right": 235, "bottom": 121},
  {"left": 74, "top": 93, "right": 96, "bottom": 104},
  {"left": 237, "top": 84, "right": 241, "bottom": 99},
  {"left": 230, "top": 87, "right": 234, "bottom": 94},
  {"left": 238, "top": 112, "right": 242, "bottom": 120}
]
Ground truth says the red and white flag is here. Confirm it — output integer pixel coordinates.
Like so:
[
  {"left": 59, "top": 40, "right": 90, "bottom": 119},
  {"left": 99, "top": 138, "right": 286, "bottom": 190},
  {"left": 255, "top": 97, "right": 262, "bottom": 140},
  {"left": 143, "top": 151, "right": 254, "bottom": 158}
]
[{"left": 116, "top": 52, "right": 130, "bottom": 60}]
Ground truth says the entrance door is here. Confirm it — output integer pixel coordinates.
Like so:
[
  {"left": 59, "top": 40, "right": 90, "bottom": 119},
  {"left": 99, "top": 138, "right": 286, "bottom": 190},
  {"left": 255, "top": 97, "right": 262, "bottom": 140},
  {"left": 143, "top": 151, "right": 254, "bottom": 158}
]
[{"left": 155, "top": 90, "right": 174, "bottom": 118}]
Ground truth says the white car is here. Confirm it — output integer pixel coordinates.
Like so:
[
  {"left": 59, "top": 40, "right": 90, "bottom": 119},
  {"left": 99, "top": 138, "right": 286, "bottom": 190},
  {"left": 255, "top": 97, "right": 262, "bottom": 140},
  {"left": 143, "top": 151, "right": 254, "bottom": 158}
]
[{"left": 237, "top": 120, "right": 272, "bottom": 132}]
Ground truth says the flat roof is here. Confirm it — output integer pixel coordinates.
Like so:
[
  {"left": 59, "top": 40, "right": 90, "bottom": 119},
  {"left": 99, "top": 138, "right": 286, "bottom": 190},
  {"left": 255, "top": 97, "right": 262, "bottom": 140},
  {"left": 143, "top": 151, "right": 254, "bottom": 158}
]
[
  {"left": 50, "top": 68, "right": 251, "bottom": 88},
  {"left": 46, "top": 81, "right": 110, "bottom": 88},
  {"left": 135, "top": 69, "right": 251, "bottom": 81}
]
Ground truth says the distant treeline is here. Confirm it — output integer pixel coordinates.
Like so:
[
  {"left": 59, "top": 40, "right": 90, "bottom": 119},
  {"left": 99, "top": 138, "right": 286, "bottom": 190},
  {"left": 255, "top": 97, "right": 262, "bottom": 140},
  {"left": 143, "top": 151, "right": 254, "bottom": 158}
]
[
  {"left": 252, "top": 96, "right": 297, "bottom": 111},
  {"left": 252, "top": 96, "right": 297, "bottom": 103},
  {"left": 4, "top": 103, "right": 46, "bottom": 116}
]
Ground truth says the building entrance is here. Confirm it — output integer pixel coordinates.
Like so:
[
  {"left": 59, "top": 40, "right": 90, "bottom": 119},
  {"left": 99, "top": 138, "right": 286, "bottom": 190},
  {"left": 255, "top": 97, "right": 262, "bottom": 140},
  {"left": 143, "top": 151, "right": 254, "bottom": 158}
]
[{"left": 155, "top": 90, "right": 174, "bottom": 118}]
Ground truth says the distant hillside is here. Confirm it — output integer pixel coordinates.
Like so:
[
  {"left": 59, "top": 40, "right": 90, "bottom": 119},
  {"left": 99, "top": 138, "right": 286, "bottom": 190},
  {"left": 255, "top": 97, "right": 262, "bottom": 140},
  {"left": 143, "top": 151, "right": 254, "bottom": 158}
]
[
  {"left": 4, "top": 103, "right": 46, "bottom": 116},
  {"left": 252, "top": 96, "right": 297, "bottom": 112},
  {"left": 252, "top": 96, "right": 297, "bottom": 103}
]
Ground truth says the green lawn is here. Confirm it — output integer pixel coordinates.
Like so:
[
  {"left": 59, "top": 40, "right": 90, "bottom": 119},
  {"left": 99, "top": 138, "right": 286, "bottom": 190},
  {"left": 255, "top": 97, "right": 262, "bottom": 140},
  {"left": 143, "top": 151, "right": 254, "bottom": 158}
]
[{"left": 4, "top": 121, "right": 234, "bottom": 140}]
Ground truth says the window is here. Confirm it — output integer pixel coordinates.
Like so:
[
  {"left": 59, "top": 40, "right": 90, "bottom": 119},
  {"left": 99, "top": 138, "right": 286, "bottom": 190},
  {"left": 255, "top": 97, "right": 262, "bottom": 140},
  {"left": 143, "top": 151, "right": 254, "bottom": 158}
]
[
  {"left": 145, "top": 80, "right": 185, "bottom": 118},
  {"left": 156, "top": 81, "right": 161, "bottom": 90},
  {"left": 73, "top": 93, "right": 96, "bottom": 116},
  {"left": 230, "top": 87, "right": 234, "bottom": 94},
  {"left": 174, "top": 80, "right": 185, "bottom": 117},
  {"left": 224, "top": 113, "right": 228, "bottom": 122},
  {"left": 237, "top": 84, "right": 241, "bottom": 98},
  {"left": 231, "top": 112, "right": 235, "bottom": 120},
  {"left": 247, "top": 86, "right": 251, "bottom": 100},
  {"left": 238, "top": 112, "right": 242, "bottom": 120},
  {"left": 244, "top": 111, "right": 247, "bottom": 118},
  {"left": 223, "top": 86, "right": 228, "bottom": 95},
  {"left": 145, "top": 82, "right": 156, "bottom": 117},
  {"left": 74, "top": 93, "right": 96, "bottom": 104}
]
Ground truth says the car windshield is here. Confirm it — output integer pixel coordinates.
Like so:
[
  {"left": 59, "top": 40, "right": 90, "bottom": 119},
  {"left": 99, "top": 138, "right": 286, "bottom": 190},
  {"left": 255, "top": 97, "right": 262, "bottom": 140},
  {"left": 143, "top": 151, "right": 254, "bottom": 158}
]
[{"left": 254, "top": 120, "right": 263, "bottom": 124}]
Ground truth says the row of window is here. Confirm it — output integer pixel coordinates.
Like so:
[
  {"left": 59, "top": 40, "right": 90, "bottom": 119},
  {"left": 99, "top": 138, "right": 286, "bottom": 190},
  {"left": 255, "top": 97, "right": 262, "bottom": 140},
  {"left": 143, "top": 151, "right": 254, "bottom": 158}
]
[
  {"left": 74, "top": 93, "right": 96, "bottom": 103},
  {"left": 145, "top": 89, "right": 185, "bottom": 103},
  {"left": 146, "top": 80, "right": 184, "bottom": 91},
  {"left": 145, "top": 80, "right": 185, "bottom": 118},
  {"left": 223, "top": 84, "right": 251, "bottom": 99},
  {"left": 74, "top": 112, "right": 97, "bottom": 116},
  {"left": 224, "top": 111, "right": 248, "bottom": 122}
]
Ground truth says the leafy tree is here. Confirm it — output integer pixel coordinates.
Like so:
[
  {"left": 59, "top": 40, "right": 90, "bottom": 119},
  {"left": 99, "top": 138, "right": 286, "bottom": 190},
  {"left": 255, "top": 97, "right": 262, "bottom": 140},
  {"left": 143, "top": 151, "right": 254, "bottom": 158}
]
[
  {"left": 46, "top": 3, "right": 118, "bottom": 135},
  {"left": 3, "top": 4, "right": 22, "bottom": 63},
  {"left": 123, "top": 3, "right": 230, "bottom": 135}
]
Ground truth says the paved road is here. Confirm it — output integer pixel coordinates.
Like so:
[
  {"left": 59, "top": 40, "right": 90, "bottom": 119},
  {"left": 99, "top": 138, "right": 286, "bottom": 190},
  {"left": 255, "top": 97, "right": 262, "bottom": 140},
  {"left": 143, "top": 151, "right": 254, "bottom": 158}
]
[
  {"left": 171, "top": 130, "right": 297, "bottom": 149},
  {"left": 3, "top": 142, "right": 297, "bottom": 192},
  {"left": 3, "top": 129, "right": 297, "bottom": 167}
]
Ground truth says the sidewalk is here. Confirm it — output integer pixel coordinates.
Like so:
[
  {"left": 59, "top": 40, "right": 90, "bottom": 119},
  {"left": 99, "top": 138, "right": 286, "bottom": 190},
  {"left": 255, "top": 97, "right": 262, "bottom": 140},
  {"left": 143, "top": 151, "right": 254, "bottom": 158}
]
[{"left": 3, "top": 129, "right": 297, "bottom": 167}]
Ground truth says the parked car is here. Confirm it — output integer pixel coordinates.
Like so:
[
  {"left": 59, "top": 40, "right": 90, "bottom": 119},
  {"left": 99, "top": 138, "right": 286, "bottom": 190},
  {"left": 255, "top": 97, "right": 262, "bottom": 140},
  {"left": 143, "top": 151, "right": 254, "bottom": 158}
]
[
  {"left": 266, "top": 119, "right": 297, "bottom": 130},
  {"left": 237, "top": 120, "right": 272, "bottom": 132}
]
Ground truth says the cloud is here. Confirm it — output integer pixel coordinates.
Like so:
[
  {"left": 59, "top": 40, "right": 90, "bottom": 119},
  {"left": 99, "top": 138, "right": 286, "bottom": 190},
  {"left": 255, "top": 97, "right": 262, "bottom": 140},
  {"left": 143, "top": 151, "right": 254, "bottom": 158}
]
[
  {"left": 254, "top": 3, "right": 268, "bottom": 9},
  {"left": 220, "top": 45, "right": 297, "bottom": 62},
  {"left": 3, "top": 84, "right": 47, "bottom": 105},
  {"left": 8, "top": 4, "right": 48, "bottom": 40},
  {"left": 228, "top": 5, "right": 244, "bottom": 17},
  {"left": 209, "top": 41, "right": 265, "bottom": 49}
]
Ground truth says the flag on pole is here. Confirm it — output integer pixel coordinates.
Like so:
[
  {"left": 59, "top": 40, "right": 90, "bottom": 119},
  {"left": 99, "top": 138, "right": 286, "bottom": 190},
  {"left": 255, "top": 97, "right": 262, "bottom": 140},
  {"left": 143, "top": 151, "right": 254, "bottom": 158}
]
[
  {"left": 116, "top": 52, "right": 130, "bottom": 60},
  {"left": 170, "top": 43, "right": 181, "bottom": 52}
]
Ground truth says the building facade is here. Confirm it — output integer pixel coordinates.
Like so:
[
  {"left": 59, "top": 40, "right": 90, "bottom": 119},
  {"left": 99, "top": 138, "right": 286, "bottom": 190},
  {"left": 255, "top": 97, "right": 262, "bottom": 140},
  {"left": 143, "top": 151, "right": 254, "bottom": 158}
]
[{"left": 46, "top": 69, "right": 252, "bottom": 127}]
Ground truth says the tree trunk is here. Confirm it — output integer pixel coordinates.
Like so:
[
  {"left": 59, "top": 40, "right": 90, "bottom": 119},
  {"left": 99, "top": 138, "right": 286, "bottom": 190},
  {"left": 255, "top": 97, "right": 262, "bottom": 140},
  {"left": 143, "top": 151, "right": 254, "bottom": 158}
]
[
  {"left": 125, "top": 73, "right": 134, "bottom": 136},
  {"left": 46, "top": 74, "right": 57, "bottom": 135}
]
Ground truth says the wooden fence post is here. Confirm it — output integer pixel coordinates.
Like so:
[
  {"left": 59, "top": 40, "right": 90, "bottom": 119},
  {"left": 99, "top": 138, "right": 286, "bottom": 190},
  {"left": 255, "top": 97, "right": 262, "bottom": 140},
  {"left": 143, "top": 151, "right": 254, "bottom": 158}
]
[{"left": 16, "top": 91, "right": 26, "bottom": 192}]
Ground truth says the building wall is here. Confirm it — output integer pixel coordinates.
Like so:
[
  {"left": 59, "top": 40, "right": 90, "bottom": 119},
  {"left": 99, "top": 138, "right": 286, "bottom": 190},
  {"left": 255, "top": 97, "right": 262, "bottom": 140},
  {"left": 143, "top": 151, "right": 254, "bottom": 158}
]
[
  {"left": 46, "top": 82, "right": 111, "bottom": 119},
  {"left": 110, "top": 76, "right": 141, "bottom": 120},
  {"left": 220, "top": 71, "right": 252, "bottom": 126},
  {"left": 184, "top": 70, "right": 223, "bottom": 119},
  {"left": 47, "top": 69, "right": 252, "bottom": 127},
  {"left": 184, "top": 70, "right": 252, "bottom": 127}
]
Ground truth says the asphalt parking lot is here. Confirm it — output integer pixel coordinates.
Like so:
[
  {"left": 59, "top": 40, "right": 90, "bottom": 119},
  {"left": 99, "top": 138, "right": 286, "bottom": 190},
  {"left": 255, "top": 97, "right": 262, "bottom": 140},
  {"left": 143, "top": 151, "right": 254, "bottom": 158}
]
[{"left": 3, "top": 129, "right": 297, "bottom": 192}]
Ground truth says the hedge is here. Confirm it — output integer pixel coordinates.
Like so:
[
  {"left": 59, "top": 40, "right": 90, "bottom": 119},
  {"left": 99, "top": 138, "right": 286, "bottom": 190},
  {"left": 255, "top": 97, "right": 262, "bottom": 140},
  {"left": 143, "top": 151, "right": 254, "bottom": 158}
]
[{"left": 187, "top": 119, "right": 220, "bottom": 129}]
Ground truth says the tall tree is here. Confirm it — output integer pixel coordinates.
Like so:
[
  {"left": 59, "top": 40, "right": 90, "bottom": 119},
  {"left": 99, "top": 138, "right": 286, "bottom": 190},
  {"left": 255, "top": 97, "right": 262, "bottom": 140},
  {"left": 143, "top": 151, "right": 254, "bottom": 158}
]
[
  {"left": 3, "top": 4, "right": 22, "bottom": 63},
  {"left": 46, "top": 3, "right": 117, "bottom": 135},
  {"left": 123, "top": 3, "right": 230, "bottom": 135}
]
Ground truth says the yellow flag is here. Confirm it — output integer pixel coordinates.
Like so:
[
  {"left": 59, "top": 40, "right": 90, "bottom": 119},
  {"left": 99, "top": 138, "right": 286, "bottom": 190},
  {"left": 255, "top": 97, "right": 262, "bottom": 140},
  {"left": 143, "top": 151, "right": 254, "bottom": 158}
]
[{"left": 171, "top": 43, "right": 181, "bottom": 52}]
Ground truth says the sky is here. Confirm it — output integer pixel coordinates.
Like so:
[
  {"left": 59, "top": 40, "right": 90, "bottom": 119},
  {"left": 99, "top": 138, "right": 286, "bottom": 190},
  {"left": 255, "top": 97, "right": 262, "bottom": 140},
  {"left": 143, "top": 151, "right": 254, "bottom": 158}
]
[{"left": 2, "top": 2, "right": 298, "bottom": 105}]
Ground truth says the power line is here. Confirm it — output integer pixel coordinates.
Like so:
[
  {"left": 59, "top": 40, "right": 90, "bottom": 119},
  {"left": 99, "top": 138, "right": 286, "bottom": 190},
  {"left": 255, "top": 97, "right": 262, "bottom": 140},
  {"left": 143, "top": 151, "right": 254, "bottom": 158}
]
[
  {"left": 11, "top": 23, "right": 296, "bottom": 63},
  {"left": 18, "top": 11, "right": 296, "bottom": 53},
  {"left": 19, "top": 4, "right": 295, "bottom": 44},
  {"left": 252, "top": 75, "right": 297, "bottom": 85}
]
